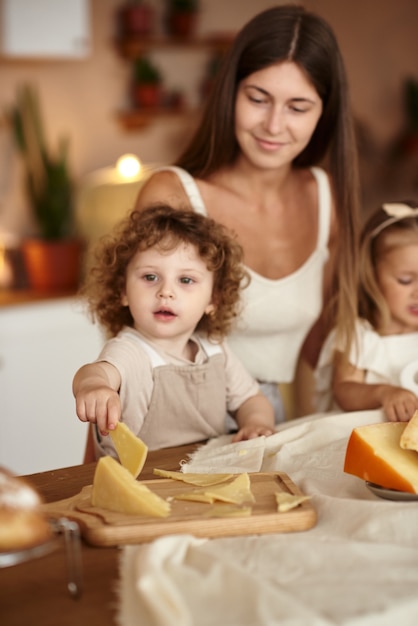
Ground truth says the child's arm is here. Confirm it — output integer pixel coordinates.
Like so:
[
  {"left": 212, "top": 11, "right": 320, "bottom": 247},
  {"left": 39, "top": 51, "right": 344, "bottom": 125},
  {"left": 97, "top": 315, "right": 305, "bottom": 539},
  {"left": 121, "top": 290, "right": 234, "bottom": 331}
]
[
  {"left": 231, "top": 393, "right": 275, "bottom": 442},
  {"left": 73, "top": 362, "right": 122, "bottom": 435},
  {"left": 332, "top": 351, "right": 418, "bottom": 422}
]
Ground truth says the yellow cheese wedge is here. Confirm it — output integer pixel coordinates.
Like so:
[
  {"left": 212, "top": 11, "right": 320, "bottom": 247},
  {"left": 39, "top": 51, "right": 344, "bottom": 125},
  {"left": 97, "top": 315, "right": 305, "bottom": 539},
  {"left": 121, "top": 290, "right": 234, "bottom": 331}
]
[
  {"left": 275, "top": 492, "right": 310, "bottom": 512},
  {"left": 109, "top": 422, "right": 148, "bottom": 478},
  {"left": 173, "top": 472, "right": 255, "bottom": 504},
  {"left": 153, "top": 468, "right": 234, "bottom": 486},
  {"left": 400, "top": 410, "right": 418, "bottom": 451},
  {"left": 344, "top": 422, "right": 418, "bottom": 493},
  {"left": 92, "top": 456, "right": 170, "bottom": 517}
]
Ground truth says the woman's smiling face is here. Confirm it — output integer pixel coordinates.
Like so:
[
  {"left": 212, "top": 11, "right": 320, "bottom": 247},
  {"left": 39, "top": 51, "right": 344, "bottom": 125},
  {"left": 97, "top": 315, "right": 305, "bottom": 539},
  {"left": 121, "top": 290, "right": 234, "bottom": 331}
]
[{"left": 234, "top": 61, "right": 323, "bottom": 170}]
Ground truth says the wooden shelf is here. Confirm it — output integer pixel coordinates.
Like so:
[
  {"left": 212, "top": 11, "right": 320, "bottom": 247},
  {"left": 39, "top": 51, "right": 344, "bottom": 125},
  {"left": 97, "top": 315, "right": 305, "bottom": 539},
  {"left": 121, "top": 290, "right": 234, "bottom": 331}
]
[
  {"left": 0, "top": 288, "right": 77, "bottom": 307},
  {"left": 114, "top": 32, "right": 233, "bottom": 129},
  {"left": 117, "top": 105, "right": 200, "bottom": 129},
  {"left": 115, "top": 34, "right": 233, "bottom": 58}
]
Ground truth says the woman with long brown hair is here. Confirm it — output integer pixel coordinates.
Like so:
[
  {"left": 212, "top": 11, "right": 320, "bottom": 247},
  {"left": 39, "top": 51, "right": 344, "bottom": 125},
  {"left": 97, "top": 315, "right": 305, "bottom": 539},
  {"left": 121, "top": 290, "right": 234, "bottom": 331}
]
[{"left": 134, "top": 4, "right": 360, "bottom": 422}]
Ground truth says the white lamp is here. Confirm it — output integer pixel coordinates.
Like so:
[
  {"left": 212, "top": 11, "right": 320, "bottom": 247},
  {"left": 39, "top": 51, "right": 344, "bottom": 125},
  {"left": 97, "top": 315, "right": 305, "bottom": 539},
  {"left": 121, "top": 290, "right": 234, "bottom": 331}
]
[{"left": 75, "top": 154, "right": 154, "bottom": 251}]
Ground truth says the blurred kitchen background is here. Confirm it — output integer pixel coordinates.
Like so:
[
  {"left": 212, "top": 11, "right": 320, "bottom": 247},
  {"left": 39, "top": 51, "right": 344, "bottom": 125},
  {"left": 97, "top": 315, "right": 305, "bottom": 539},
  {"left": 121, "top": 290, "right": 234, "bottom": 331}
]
[{"left": 1, "top": 0, "right": 417, "bottom": 474}]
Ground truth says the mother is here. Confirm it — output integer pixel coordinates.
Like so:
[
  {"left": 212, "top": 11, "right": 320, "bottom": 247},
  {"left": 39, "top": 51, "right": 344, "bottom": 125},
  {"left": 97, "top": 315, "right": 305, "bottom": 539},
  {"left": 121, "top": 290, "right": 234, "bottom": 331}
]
[{"left": 134, "top": 4, "right": 360, "bottom": 422}]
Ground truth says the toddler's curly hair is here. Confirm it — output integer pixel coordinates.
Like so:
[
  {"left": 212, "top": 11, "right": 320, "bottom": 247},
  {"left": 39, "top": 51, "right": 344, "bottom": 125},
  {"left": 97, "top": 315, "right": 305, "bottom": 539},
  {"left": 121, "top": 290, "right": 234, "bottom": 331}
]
[{"left": 82, "top": 204, "right": 249, "bottom": 339}]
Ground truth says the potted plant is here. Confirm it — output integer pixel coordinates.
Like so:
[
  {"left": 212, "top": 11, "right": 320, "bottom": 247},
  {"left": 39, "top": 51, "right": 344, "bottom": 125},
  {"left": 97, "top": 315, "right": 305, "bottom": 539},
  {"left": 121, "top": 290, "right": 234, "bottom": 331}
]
[
  {"left": 164, "top": 0, "right": 199, "bottom": 38},
  {"left": 132, "top": 56, "right": 162, "bottom": 108},
  {"left": 116, "top": 0, "right": 155, "bottom": 38},
  {"left": 7, "top": 84, "right": 82, "bottom": 291}
]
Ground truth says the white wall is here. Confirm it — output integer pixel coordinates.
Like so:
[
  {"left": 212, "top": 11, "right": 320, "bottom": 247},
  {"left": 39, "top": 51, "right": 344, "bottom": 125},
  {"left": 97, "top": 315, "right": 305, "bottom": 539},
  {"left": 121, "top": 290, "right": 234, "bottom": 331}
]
[{"left": 0, "top": 298, "right": 104, "bottom": 474}]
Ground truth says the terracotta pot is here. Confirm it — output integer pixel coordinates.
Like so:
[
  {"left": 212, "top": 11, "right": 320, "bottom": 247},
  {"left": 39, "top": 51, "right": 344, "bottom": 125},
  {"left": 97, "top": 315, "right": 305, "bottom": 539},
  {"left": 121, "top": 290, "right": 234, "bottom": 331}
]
[
  {"left": 22, "top": 238, "right": 83, "bottom": 292},
  {"left": 133, "top": 83, "right": 161, "bottom": 108},
  {"left": 167, "top": 12, "right": 197, "bottom": 38},
  {"left": 117, "top": 5, "right": 155, "bottom": 36}
]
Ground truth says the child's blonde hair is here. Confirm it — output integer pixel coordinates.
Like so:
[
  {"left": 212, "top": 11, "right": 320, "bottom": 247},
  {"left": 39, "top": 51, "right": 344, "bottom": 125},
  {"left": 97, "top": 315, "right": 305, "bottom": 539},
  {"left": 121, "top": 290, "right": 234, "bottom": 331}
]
[
  {"left": 82, "top": 204, "right": 249, "bottom": 338},
  {"left": 359, "top": 201, "right": 418, "bottom": 330}
]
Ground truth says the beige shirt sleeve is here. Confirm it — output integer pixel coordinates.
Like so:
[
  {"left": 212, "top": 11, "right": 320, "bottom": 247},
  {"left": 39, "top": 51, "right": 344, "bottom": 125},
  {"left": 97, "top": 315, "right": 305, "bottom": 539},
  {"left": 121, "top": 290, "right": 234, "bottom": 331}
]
[{"left": 222, "top": 340, "right": 260, "bottom": 413}]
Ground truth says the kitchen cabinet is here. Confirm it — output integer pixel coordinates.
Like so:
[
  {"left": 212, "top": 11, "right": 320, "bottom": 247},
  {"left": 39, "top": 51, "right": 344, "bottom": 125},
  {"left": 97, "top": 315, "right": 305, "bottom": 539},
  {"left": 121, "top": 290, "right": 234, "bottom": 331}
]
[
  {"left": 0, "top": 297, "right": 104, "bottom": 475},
  {"left": 115, "top": 34, "right": 232, "bottom": 129},
  {"left": 0, "top": 0, "right": 90, "bottom": 58}
]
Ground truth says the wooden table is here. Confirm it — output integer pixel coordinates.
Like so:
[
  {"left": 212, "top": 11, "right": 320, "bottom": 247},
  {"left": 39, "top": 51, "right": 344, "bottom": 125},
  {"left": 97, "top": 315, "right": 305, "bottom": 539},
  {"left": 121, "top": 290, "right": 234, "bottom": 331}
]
[{"left": 0, "top": 443, "right": 200, "bottom": 626}]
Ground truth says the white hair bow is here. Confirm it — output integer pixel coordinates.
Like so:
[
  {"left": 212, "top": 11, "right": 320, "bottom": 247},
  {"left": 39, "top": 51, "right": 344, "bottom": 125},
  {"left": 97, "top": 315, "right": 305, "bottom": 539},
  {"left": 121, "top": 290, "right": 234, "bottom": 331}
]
[
  {"left": 371, "top": 202, "right": 418, "bottom": 238},
  {"left": 382, "top": 203, "right": 418, "bottom": 217}
]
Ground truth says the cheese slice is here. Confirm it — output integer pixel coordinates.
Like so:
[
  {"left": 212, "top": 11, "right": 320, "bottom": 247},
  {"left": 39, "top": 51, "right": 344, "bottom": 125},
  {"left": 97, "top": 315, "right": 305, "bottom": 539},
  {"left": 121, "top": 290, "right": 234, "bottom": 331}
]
[
  {"left": 173, "top": 472, "right": 255, "bottom": 504},
  {"left": 153, "top": 468, "right": 233, "bottom": 486},
  {"left": 400, "top": 410, "right": 418, "bottom": 451},
  {"left": 109, "top": 422, "right": 148, "bottom": 478},
  {"left": 344, "top": 422, "right": 418, "bottom": 493},
  {"left": 275, "top": 492, "right": 310, "bottom": 512},
  {"left": 92, "top": 456, "right": 170, "bottom": 517}
]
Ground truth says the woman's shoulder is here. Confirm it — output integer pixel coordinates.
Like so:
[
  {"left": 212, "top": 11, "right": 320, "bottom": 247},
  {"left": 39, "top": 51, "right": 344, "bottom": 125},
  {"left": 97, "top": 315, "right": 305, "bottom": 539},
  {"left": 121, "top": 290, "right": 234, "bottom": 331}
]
[{"left": 135, "top": 167, "right": 191, "bottom": 210}]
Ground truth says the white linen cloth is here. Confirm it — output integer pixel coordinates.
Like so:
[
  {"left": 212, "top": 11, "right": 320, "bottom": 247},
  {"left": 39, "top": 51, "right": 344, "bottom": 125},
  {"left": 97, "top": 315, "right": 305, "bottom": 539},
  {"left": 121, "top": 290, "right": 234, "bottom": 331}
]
[{"left": 117, "top": 410, "right": 418, "bottom": 626}]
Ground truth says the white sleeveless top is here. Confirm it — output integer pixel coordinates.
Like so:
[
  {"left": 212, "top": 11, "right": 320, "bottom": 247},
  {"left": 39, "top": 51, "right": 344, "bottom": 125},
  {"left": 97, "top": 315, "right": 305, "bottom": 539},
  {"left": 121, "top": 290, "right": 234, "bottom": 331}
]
[{"left": 158, "top": 165, "right": 331, "bottom": 383}]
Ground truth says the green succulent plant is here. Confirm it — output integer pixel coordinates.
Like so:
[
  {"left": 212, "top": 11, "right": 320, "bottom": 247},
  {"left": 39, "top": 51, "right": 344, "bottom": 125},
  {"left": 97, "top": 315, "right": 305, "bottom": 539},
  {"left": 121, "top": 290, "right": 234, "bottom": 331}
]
[
  {"left": 8, "top": 84, "right": 74, "bottom": 240},
  {"left": 133, "top": 57, "right": 161, "bottom": 85}
]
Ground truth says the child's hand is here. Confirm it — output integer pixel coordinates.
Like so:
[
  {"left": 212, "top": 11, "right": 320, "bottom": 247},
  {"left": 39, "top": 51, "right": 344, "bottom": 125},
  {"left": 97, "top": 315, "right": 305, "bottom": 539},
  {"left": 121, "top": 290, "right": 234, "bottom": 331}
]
[
  {"left": 232, "top": 423, "right": 275, "bottom": 442},
  {"left": 233, "top": 393, "right": 275, "bottom": 441},
  {"left": 73, "top": 362, "right": 122, "bottom": 435},
  {"left": 381, "top": 387, "right": 418, "bottom": 422},
  {"left": 75, "top": 386, "right": 121, "bottom": 435}
]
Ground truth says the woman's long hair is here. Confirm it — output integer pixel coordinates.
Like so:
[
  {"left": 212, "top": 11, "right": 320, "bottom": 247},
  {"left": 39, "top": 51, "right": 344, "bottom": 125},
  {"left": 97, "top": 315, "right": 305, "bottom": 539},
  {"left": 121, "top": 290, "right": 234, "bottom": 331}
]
[{"left": 177, "top": 4, "right": 360, "bottom": 356}]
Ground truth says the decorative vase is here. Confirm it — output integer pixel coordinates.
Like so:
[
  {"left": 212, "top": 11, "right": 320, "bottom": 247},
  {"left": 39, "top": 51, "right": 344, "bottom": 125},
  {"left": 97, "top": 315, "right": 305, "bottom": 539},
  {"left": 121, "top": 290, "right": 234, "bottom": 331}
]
[{"left": 22, "top": 238, "right": 83, "bottom": 292}]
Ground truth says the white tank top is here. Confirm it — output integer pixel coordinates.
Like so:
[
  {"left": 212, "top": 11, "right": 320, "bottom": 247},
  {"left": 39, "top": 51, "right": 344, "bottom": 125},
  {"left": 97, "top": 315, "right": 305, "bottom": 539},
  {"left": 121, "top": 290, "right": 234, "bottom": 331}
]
[{"left": 157, "top": 165, "right": 331, "bottom": 383}]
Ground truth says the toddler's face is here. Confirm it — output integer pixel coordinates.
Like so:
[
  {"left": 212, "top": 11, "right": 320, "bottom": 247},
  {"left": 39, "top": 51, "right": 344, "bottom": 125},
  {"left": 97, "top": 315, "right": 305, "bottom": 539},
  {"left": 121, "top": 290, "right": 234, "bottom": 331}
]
[
  {"left": 376, "top": 243, "right": 418, "bottom": 334},
  {"left": 121, "top": 242, "right": 215, "bottom": 346}
]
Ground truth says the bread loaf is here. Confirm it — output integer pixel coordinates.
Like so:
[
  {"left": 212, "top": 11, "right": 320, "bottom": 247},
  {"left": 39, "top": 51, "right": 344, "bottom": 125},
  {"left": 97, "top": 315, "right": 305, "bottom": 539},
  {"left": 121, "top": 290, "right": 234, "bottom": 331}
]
[{"left": 0, "top": 467, "right": 52, "bottom": 551}]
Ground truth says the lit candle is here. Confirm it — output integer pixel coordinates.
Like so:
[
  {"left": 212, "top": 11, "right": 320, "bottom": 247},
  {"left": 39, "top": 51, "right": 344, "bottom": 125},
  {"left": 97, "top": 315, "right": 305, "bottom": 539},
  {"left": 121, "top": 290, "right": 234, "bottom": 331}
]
[{"left": 116, "top": 154, "right": 142, "bottom": 180}]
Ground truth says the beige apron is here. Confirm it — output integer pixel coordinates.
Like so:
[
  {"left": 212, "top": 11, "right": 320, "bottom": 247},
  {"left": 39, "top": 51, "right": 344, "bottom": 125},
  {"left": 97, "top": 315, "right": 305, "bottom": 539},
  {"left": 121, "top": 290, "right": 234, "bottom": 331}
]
[
  {"left": 95, "top": 336, "right": 228, "bottom": 454},
  {"left": 138, "top": 337, "right": 227, "bottom": 449}
]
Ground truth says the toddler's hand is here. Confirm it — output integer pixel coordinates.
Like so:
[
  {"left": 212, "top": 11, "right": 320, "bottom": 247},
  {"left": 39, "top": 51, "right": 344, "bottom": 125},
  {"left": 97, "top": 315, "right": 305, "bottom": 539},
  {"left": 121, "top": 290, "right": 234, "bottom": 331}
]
[
  {"left": 232, "top": 424, "right": 275, "bottom": 442},
  {"left": 381, "top": 387, "right": 418, "bottom": 422},
  {"left": 75, "top": 386, "right": 121, "bottom": 435}
]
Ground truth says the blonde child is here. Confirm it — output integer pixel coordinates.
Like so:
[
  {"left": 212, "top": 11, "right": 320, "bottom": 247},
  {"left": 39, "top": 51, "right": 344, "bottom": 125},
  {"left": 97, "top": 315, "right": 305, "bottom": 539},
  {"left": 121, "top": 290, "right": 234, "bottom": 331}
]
[
  {"left": 73, "top": 205, "right": 275, "bottom": 458},
  {"left": 315, "top": 201, "right": 418, "bottom": 422}
]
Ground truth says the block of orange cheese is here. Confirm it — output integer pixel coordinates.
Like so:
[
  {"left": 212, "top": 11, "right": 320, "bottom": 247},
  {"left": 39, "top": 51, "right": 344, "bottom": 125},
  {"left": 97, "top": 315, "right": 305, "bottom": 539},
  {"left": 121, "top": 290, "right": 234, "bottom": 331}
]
[{"left": 344, "top": 422, "right": 418, "bottom": 493}]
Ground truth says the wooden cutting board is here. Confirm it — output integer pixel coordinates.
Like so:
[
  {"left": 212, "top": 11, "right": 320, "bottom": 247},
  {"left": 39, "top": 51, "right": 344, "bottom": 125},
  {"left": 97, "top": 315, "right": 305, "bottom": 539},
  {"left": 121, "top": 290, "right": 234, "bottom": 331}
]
[{"left": 41, "top": 472, "right": 316, "bottom": 547}]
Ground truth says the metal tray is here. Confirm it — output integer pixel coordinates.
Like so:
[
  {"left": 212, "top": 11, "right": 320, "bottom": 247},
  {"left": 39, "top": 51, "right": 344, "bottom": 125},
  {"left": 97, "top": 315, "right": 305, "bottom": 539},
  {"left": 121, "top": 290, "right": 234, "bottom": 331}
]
[{"left": 366, "top": 481, "right": 418, "bottom": 502}]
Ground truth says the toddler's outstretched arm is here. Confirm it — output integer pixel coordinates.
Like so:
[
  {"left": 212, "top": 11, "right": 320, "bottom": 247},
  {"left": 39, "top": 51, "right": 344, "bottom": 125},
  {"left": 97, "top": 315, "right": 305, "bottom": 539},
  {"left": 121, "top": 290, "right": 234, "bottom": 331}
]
[{"left": 73, "top": 361, "right": 121, "bottom": 435}]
